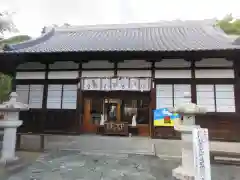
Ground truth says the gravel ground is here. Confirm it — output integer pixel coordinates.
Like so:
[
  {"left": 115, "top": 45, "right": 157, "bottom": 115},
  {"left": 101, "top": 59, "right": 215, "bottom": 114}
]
[{"left": 4, "top": 151, "right": 240, "bottom": 180}]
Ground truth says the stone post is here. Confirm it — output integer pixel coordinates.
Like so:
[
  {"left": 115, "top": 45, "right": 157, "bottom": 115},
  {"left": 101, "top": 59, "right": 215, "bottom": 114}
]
[
  {"left": 169, "top": 92, "right": 207, "bottom": 180},
  {"left": 0, "top": 92, "right": 29, "bottom": 164}
]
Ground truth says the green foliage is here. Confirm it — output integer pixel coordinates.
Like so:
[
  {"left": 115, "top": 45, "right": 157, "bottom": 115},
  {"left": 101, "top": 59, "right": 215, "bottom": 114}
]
[
  {"left": 0, "top": 35, "right": 31, "bottom": 102},
  {"left": 217, "top": 14, "right": 240, "bottom": 35},
  {"left": 0, "top": 73, "right": 11, "bottom": 103},
  {"left": 0, "top": 35, "right": 31, "bottom": 49},
  {"left": 0, "top": 11, "right": 30, "bottom": 103}
]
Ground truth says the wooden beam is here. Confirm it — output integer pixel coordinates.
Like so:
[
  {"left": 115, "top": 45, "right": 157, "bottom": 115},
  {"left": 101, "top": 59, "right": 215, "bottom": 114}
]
[
  {"left": 234, "top": 58, "right": 240, "bottom": 113},
  {"left": 41, "top": 63, "right": 49, "bottom": 133},
  {"left": 191, "top": 57, "right": 196, "bottom": 103},
  {"left": 150, "top": 61, "right": 155, "bottom": 138},
  {"left": 76, "top": 63, "right": 83, "bottom": 133}
]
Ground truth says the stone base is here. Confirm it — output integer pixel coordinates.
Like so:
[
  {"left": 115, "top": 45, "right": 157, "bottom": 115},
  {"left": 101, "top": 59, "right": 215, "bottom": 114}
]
[
  {"left": 172, "top": 166, "right": 195, "bottom": 180},
  {"left": 0, "top": 156, "right": 19, "bottom": 166},
  {"left": 0, "top": 156, "right": 28, "bottom": 175}
]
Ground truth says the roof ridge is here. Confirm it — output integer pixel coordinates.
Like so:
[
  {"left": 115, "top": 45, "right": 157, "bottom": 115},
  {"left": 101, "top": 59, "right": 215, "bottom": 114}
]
[{"left": 54, "top": 20, "right": 217, "bottom": 32}]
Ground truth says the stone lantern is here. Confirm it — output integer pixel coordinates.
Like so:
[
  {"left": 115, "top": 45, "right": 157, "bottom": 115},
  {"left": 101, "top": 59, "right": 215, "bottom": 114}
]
[
  {"left": 0, "top": 92, "right": 29, "bottom": 164},
  {"left": 169, "top": 92, "right": 207, "bottom": 180}
]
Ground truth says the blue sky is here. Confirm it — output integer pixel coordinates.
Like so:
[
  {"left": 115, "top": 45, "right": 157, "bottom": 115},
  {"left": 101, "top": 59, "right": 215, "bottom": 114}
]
[{"left": 1, "top": 0, "right": 240, "bottom": 37}]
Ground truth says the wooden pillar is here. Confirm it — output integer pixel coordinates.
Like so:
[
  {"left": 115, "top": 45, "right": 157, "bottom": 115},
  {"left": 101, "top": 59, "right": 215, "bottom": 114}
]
[
  {"left": 150, "top": 88, "right": 156, "bottom": 138},
  {"left": 41, "top": 63, "right": 49, "bottom": 133},
  {"left": 76, "top": 63, "right": 82, "bottom": 133},
  {"left": 233, "top": 58, "right": 240, "bottom": 113},
  {"left": 114, "top": 61, "right": 118, "bottom": 76},
  {"left": 149, "top": 61, "right": 156, "bottom": 138},
  {"left": 190, "top": 57, "right": 198, "bottom": 103}
]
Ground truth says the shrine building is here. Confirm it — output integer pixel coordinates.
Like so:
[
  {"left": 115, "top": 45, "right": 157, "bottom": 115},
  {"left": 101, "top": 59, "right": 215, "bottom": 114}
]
[{"left": 1, "top": 20, "right": 240, "bottom": 141}]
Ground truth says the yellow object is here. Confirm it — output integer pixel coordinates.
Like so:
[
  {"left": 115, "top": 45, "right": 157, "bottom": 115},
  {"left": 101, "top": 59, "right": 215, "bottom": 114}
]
[
  {"left": 154, "top": 119, "right": 174, "bottom": 127},
  {"left": 154, "top": 117, "right": 180, "bottom": 127}
]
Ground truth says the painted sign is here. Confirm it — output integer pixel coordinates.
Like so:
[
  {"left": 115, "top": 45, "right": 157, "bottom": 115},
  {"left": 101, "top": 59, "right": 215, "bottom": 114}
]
[
  {"left": 153, "top": 108, "right": 180, "bottom": 127},
  {"left": 83, "top": 78, "right": 101, "bottom": 90},
  {"left": 193, "top": 128, "right": 211, "bottom": 180},
  {"left": 82, "top": 77, "right": 151, "bottom": 91}
]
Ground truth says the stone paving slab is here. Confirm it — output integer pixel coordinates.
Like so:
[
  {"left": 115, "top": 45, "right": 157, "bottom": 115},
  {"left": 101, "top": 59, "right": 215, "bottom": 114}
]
[
  {"left": 3, "top": 151, "right": 240, "bottom": 180},
  {"left": 19, "top": 135, "right": 240, "bottom": 158}
]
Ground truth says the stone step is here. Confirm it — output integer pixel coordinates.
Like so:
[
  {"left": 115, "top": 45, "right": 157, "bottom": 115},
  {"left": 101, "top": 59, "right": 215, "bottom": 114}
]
[
  {"left": 5, "top": 159, "right": 29, "bottom": 173},
  {"left": 44, "top": 135, "right": 154, "bottom": 155},
  {"left": 57, "top": 149, "right": 154, "bottom": 156},
  {"left": 19, "top": 134, "right": 155, "bottom": 155}
]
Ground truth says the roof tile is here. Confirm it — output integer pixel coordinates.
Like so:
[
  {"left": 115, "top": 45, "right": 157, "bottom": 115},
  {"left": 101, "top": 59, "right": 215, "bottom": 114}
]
[{"left": 4, "top": 21, "right": 240, "bottom": 53}]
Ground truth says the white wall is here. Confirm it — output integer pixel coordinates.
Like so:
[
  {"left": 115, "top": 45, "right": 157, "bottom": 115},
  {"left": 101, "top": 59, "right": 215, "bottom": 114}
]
[
  {"left": 118, "top": 60, "right": 151, "bottom": 68},
  {"left": 195, "top": 69, "right": 234, "bottom": 78},
  {"left": 16, "top": 72, "right": 45, "bottom": 79},
  {"left": 195, "top": 58, "right": 233, "bottom": 67},
  {"left": 117, "top": 70, "right": 151, "bottom": 77},
  {"left": 17, "top": 62, "right": 46, "bottom": 69},
  {"left": 81, "top": 71, "right": 114, "bottom": 77},
  {"left": 16, "top": 60, "right": 235, "bottom": 80},
  {"left": 82, "top": 61, "right": 114, "bottom": 69},
  {"left": 155, "top": 59, "right": 190, "bottom": 67},
  {"left": 155, "top": 70, "right": 191, "bottom": 78},
  {"left": 49, "top": 61, "right": 78, "bottom": 69},
  {"left": 48, "top": 71, "right": 78, "bottom": 79}
]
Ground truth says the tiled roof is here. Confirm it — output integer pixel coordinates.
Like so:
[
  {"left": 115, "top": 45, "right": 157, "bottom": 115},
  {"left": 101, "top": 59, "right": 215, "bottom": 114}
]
[
  {"left": 3, "top": 20, "right": 240, "bottom": 53},
  {"left": 233, "top": 37, "right": 240, "bottom": 45}
]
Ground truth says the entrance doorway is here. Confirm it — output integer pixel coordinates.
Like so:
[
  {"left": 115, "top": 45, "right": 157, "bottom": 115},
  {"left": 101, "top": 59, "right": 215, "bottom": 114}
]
[
  {"left": 81, "top": 91, "right": 150, "bottom": 135},
  {"left": 82, "top": 98, "right": 122, "bottom": 133},
  {"left": 103, "top": 98, "right": 121, "bottom": 122},
  {"left": 82, "top": 98, "right": 101, "bottom": 133}
]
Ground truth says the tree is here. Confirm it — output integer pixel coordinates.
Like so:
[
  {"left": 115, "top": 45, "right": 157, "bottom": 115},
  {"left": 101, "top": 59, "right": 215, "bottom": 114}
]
[
  {"left": 0, "top": 11, "right": 17, "bottom": 35},
  {"left": 0, "top": 12, "right": 30, "bottom": 103},
  {"left": 216, "top": 14, "right": 240, "bottom": 35},
  {"left": 0, "top": 73, "right": 12, "bottom": 103},
  {"left": 1, "top": 35, "right": 31, "bottom": 43},
  {"left": 0, "top": 35, "right": 31, "bottom": 103},
  {"left": 0, "top": 35, "right": 31, "bottom": 49}
]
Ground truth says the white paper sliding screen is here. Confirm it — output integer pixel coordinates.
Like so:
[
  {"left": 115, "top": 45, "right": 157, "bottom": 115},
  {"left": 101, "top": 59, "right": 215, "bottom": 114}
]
[
  {"left": 196, "top": 85, "right": 215, "bottom": 112},
  {"left": 156, "top": 85, "right": 173, "bottom": 109},
  {"left": 47, "top": 84, "right": 77, "bottom": 109},
  {"left": 47, "top": 85, "right": 62, "bottom": 109},
  {"left": 196, "top": 84, "right": 235, "bottom": 112},
  {"left": 173, "top": 85, "right": 191, "bottom": 106},
  {"left": 156, "top": 84, "right": 191, "bottom": 109},
  {"left": 62, "top": 85, "right": 78, "bottom": 109},
  {"left": 215, "top": 85, "right": 235, "bottom": 112},
  {"left": 16, "top": 84, "right": 44, "bottom": 108},
  {"left": 29, "top": 85, "right": 44, "bottom": 108},
  {"left": 16, "top": 85, "right": 29, "bottom": 104}
]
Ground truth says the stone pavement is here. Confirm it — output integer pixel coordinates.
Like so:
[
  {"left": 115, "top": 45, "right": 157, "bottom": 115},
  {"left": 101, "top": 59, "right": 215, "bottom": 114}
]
[
  {"left": 4, "top": 151, "right": 240, "bottom": 180},
  {"left": 19, "top": 134, "right": 240, "bottom": 157},
  {"left": 0, "top": 151, "right": 41, "bottom": 180},
  {"left": 152, "top": 139, "right": 240, "bottom": 157}
]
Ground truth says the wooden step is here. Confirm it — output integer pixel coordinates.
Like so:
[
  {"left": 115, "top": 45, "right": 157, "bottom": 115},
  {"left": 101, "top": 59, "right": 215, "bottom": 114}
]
[{"left": 210, "top": 151, "right": 240, "bottom": 166}]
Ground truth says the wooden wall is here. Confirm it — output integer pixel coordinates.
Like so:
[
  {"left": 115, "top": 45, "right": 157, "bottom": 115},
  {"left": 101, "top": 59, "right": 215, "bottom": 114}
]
[
  {"left": 153, "top": 114, "right": 240, "bottom": 142},
  {"left": 14, "top": 58, "right": 239, "bottom": 140}
]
